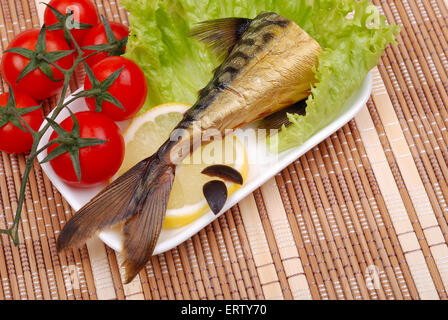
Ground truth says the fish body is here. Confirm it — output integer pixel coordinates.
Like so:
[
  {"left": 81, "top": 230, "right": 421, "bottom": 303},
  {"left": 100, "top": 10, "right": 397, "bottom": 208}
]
[
  {"left": 57, "top": 12, "right": 321, "bottom": 283},
  {"left": 188, "top": 12, "right": 319, "bottom": 131}
]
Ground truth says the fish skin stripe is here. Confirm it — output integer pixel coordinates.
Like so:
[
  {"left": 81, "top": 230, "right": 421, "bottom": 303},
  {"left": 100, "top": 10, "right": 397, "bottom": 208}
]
[
  {"left": 239, "top": 38, "right": 256, "bottom": 47},
  {"left": 262, "top": 32, "right": 275, "bottom": 44},
  {"left": 228, "top": 51, "right": 250, "bottom": 63},
  {"left": 251, "top": 19, "right": 290, "bottom": 34}
]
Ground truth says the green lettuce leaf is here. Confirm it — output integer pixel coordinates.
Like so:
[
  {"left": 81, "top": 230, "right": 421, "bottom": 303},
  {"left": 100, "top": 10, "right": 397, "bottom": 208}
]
[{"left": 122, "top": 0, "right": 399, "bottom": 152}]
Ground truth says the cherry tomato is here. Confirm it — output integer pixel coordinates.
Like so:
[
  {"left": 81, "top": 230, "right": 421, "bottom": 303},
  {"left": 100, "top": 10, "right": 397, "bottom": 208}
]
[
  {"left": 47, "top": 111, "right": 125, "bottom": 187},
  {"left": 0, "top": 92, "right": 44, "bottom": 154},
  {"left": 81, "top": 21, "right": 129, "bottom": 67},
  {"left": 44, "top": 0, "right": 99, "bottom": 46},
  {"left": 84, "top": 56, "right": 148, "bottom": 121},
  {"left": 0, "top": 29, "right": 74, "bottom": 101}
]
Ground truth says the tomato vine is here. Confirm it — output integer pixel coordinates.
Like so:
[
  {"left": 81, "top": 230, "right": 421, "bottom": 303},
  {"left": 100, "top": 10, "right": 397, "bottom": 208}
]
[{"left": 0, "top": 9, "right": 126, "bottom": 245}]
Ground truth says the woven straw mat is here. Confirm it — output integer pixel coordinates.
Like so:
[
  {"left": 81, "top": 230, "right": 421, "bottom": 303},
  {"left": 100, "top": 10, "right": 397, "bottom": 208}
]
[{"left": 1, "top": 0, "right": 448, "bottom": 300}]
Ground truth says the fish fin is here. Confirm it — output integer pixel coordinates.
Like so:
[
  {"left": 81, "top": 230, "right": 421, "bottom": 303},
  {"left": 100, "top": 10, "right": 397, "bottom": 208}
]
[
  {"left": 57, "top": 157, "right": 151, "bottom": 251},
  {"left": 58, "top": 154, "right": 176, "bottom": 284},
  {"left": 191, "top": 17, "right": 251, "bottom": 59},
  {"left": 203, "top": 180, "right": 228, "bottom": 215},
  {"left": 257, "top": 99, "right": 308, "bottom": 130},
  {"left": 121, "top": 162, "right": 175, "bottom": 284},
  {"left": 202, "top": 165, "right": 243, "bottom": 185}
]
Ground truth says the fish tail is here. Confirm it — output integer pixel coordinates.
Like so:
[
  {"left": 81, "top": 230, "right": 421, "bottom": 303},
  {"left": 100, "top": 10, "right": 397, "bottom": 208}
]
[
  {"left": 121, "top": 157, "right": 175, "bottom": 283},
  {"left": 57, "top": 154, "right": 175, "bottom": 284}
]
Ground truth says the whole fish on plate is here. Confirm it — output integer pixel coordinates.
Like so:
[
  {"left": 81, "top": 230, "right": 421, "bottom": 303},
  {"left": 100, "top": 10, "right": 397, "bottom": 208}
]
[{"left": 57, "top": 11, "right": 322, "bottom": 283}]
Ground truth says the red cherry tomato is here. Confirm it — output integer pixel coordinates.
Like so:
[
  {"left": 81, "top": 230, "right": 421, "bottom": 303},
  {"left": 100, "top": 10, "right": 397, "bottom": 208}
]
[
  {"left": 84, "top": 56, "right": 148, "bottom": 121},
  {"left": 44, "top": 0, "right": 99, "bottom": 46},
  {"left": 81, "top": 21, "right": 129, "bottom": 67},
  {"left": 0, "top": 29, "right": 74, "bottom": 101},
  {"left": 0, "top": 92, "right": 44, "bottom": 154},
  {"left": 47, "top": 111, "right": 125, "bottom": 187}
]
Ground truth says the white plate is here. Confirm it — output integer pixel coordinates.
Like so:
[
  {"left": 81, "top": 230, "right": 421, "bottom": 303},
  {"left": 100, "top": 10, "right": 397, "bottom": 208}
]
[{"left": 37, "top": 72, "right": 372, "bottom": 255}]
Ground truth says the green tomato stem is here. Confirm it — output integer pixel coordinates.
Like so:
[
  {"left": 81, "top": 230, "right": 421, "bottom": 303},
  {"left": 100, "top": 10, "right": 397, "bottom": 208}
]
[{"left": 0, "top": 27, "right": 101, "bottom": 244}]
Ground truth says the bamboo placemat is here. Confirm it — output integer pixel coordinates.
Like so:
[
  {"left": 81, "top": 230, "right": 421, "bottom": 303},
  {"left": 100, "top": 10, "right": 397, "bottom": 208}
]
[{"left": 0, "top": 0, "right": 448, "bottom": 300}]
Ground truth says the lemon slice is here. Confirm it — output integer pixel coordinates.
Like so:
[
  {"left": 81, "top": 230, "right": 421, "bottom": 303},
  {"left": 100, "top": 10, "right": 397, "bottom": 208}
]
[{"left": 114, "top": 103, "right": 248, "bottom": 229}]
